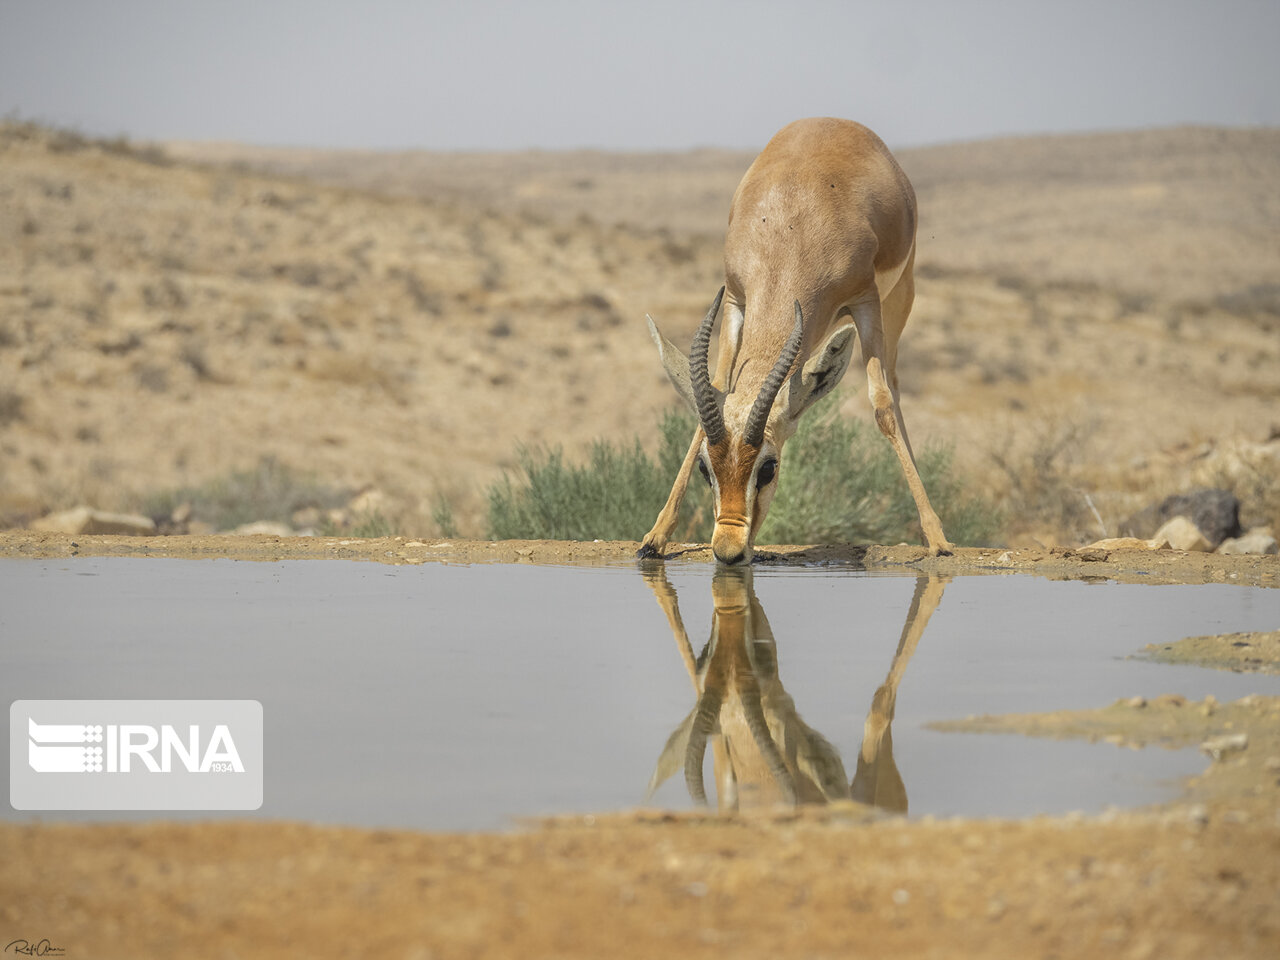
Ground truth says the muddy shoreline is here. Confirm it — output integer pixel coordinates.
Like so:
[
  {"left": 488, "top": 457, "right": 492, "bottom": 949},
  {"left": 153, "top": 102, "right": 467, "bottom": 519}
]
[
  {"left": 4, "top": 532, "right": 1279, "bottom": 958},
  {"left": 3, "top": 530, "right": 1278, "bottom": 587}
]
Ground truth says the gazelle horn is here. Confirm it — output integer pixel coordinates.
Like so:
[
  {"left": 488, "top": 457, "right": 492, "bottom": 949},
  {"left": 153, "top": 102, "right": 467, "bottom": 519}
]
[
  {"left": 684, "top": 685, "right": 724, "bottom": 806},
  {"left": 743, "top": 301, "right": 804, "bottom": 448},
  {"left": 689, "top": 287, "right": 727, "bottom": 447},
  {"left": 739, "top": 677, "right": 798, "bottom": 806}
]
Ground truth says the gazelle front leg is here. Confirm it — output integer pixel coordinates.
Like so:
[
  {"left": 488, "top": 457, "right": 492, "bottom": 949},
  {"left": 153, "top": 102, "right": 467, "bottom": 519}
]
[
  {"left": 637, "top": 427, "right": 704, "bottom": 559},
  {"left": 849, "top": 301, "right": 953, "bottom": 556}
]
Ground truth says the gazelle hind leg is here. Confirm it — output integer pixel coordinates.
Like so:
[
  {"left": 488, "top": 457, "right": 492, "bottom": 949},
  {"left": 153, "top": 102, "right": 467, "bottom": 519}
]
[
  {"left": 849, "top": 300, "right": 953, "bottom": 556},
  {"left": 637, "top": 427, "right": 703, "bottom": 559}
]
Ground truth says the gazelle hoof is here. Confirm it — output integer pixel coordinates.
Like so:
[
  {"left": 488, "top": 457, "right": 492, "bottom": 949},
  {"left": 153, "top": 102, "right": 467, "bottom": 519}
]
[{"left": 636, "top": 542, "right": 664, "bottom": 560}]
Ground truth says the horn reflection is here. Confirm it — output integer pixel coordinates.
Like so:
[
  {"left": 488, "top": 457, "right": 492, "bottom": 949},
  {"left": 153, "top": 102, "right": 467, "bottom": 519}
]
[{"left": 643, "top": 567, "right": 949, "bottom": 814}]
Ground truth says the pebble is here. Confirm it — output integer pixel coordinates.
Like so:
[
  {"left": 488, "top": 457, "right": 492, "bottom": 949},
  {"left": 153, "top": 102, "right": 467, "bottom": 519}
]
[
  {"left": 31, "top": 505, "right": 156, "bottom": 536},
  {"left": 1216, "top": 529, "right": 1279, "bottom": 555},
  {"left": 1199, "top": 732, "right": 1248, "bottom": 760}
]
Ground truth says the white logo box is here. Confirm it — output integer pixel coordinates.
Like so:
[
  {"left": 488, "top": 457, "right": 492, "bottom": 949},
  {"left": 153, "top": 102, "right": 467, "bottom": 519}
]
[{"left": 11, "top": 700, "right": 262, "bottom": 810}]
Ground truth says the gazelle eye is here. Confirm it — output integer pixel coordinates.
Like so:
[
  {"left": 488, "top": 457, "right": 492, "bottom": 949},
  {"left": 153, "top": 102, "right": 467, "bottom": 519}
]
[
  {"left": 697, "top": 458, "right": 712, "bottom": 486},
  {"left": 756, "top": 457, "right": 778, "bottom": 488}
]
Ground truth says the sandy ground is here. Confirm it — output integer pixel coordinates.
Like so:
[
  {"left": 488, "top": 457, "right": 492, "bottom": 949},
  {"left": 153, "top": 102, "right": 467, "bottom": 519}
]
[{"left": 3, "top": 534, "right": 1279, "bottom": 959}]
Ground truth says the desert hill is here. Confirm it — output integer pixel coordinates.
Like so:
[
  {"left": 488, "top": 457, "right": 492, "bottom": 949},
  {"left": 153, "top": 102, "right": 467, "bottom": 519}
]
[{"left": 2, "top": 121, "right": 1278, "bottom": 542}]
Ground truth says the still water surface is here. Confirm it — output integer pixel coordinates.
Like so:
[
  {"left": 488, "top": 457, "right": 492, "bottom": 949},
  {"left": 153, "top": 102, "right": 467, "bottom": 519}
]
[{"left": 3, "top": 558, "right": 1278, "bottom": 829}]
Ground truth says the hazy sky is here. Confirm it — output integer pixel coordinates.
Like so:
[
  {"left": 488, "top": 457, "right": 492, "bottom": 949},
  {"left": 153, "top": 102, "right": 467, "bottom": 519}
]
[{"left": 1, "top": 0, "right": 1276, "bottom": 151}]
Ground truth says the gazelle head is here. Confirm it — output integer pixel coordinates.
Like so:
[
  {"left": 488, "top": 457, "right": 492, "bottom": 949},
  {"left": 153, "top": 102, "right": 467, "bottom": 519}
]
[{"left": 648, "top": 287, "right": 857, "bottom": 564}]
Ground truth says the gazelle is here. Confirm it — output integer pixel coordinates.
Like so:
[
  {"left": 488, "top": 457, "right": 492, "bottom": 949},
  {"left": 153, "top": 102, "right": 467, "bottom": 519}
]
[
  {"left": 643, "top": 566, "right": 949, "bottom": 813},
  {"left": 640, "top": 117, "right": 952, "bottom": 563}
]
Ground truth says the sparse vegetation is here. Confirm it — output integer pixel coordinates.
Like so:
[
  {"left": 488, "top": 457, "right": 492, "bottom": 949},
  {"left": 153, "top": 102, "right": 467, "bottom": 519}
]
[
  {"left": 141, "top": 456, "right": 351, "bottom": 532},
  {"left": 486, "top": 410, "right": 709, "bottom": 542},
  {"left": 758, "top": 398, "right": 1002, "bottom": 547},
  {"left": 988, "top": 415, "right": 1103, "bottom": 543},
  {"left": 484, "top": 400, "right": 1002, "bottom": 548},
  {"left": 0, "top": 389, "right": 25, "bottom": 427},
  {"left": 319, "top": 510, "right": 396, "bottom": 539},
  {"left": 2, "top": 116, "right": 170, "bottom": 165},
  {"left": 1214, "top": 283, "right": 1280, "bottom": 331},
  {"left": 432, "top": 496, "right": 461, "bottom": 539}
]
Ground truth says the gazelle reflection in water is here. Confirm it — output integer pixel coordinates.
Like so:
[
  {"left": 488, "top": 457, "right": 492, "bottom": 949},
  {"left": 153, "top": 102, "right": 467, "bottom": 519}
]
[{"left": 644, "top": 567, "right": 948, "bottom": 813}]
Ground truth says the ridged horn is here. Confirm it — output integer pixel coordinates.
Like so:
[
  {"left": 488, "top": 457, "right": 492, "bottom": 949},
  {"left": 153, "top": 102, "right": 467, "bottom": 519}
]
[
  {"left": 684, "top": 685, "right": 723, "bottom": 806},
  {"left": 739, "top": 677, "right": 798, "bottom": 806},
  {"left": 743, "top": 300, "right": 805, "bottom": 448},
  {"left": 689, "top": 287, "right": 727, "bottom": 447}
]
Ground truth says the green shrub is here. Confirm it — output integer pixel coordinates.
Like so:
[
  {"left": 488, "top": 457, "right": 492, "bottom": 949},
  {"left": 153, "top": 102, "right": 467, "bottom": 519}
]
[
  {"left": 317, "top": 510, "right": 397, "bottom": 539},
  {"left": 485, "top": 399, "right": 1003, "bottom": 547},
  {"left": 757, "top": 397, "right": 1002, "bottom": 547},
  {"left": 486, "top": 410, "right": 711, "bottom": 541}
]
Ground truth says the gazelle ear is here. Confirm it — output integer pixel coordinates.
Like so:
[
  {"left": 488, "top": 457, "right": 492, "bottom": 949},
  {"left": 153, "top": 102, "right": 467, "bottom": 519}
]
[
  {"left": 645, "top": 707, "right": 697, "bottom": 800},
  {"left": 646, "top": 315, "right": 721, "bottom": 416},
  {"left": 785, "top": 323, "right": 857, "bottom": 417}
]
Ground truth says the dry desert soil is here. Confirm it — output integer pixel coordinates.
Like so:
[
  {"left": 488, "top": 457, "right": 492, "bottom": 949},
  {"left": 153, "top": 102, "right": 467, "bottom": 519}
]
[{"left": 3, "top": 120, "right": 1280, "bottom": 957}]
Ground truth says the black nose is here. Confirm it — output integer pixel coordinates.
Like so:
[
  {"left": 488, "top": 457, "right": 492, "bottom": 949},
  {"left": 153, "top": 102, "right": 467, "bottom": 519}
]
[{"left": 716, "top": 550, "right": 747, "bottom": 566}]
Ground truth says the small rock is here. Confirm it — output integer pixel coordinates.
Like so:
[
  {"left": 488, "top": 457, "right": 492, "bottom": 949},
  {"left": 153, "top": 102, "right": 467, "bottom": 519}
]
[
  {"left": 31, "top": 506, "right": 157, "bottom": 536},
  {"left": 1215, "top": 529, "right": 1279, "bottom": 556},
  {"left": 31, "top": 506, "right": 95, "bottom": 534},
  {"left": 1122, "top": 488, "right": 1241, "bottom": 548},
  {"left": 1153, "top": 515, "right": 1211, "bottom": 552},
  {"left": 1200, "top": 732, "right": 1248, "bottom": 760},
  {"left": 1152, "top": 693, "right": 1187, "bottom": 708},
  {"left": 229, "top": 520, "right": 294, "bottom": 536},
  {"left": 1081, "top": 536, "right": 1169, "bottom": 551}
]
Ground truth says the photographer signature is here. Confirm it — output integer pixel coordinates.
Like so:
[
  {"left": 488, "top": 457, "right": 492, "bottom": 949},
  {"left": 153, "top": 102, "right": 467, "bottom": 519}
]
[{"left": 4, "top": 940, "right": 64, "bottom": 957}]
